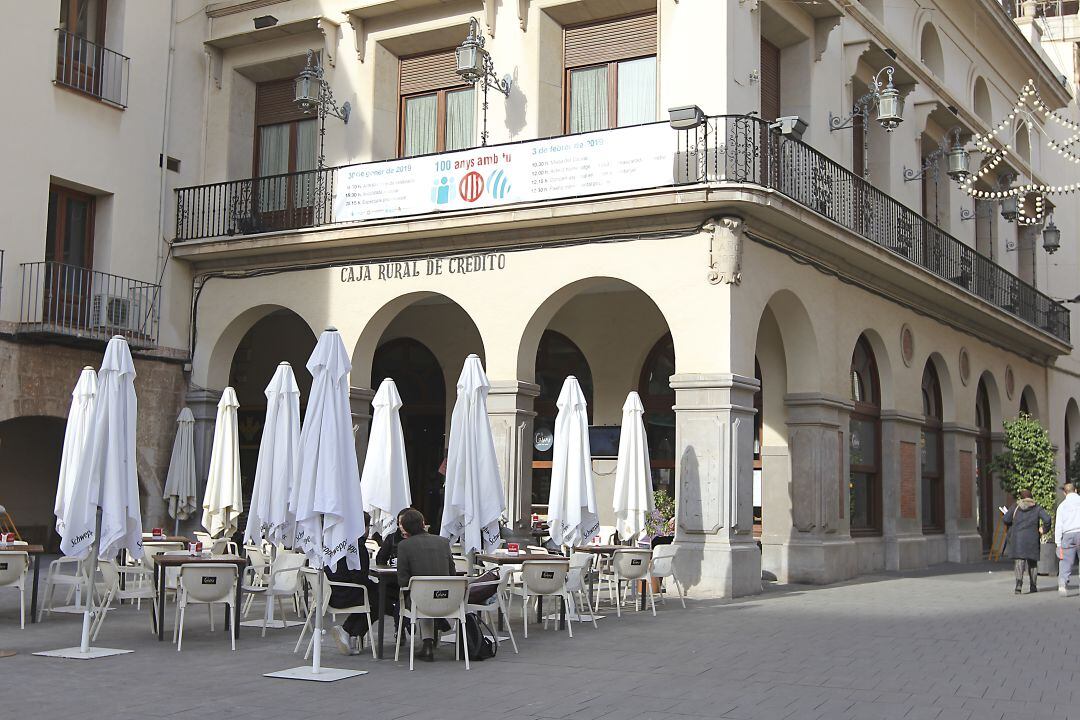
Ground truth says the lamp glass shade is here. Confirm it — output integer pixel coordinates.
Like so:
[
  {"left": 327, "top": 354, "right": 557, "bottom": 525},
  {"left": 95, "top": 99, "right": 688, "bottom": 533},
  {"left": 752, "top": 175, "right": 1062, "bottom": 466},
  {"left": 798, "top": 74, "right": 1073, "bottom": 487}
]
[
  {"left": 1001, "top": 195, "right": 1018, "bottom": 221},
  {"left": 455, "top": 44, "right": 484, "bottom": 83},
  {"left": 946, "top": 147, "right": 969, "bottom": 180},
  {"left": 877, "top": 87, "right": 903, "bottom": 131},
  {"left": 294, "top": 72, "right": 318, "bottom": 112},
  {"left": 1043, "top": 222, "right": 1061, "bottom": 253}
]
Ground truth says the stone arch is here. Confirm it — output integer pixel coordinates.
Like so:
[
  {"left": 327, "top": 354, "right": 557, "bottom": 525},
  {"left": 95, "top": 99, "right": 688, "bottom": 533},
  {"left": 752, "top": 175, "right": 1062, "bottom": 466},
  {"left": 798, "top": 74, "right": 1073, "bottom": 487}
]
[
  {"left": 746, "top": 289, "right": 821, "bottom": 393},
  {"left": 847, "top": 327, "right": 894, "bottom": 409},
  {"left": 201, "top": 303, "right": 321, "bottom": 391},
  {"left": 1066, "top": 398, "right": 1080, "bottom": 471},
  {"left": 1020, "top": 384, "right": 1040, "bottom": 421},
  {"left": 1016, "top": 119, "right": 1031, "bottom": 164},
  {"left": 351, "top": 291, "right": 486, "bottom": 390},
  {"left": 919, "top": 23, "right": 945, "bottom": 79},
  {"left": 977, "top": 370, "right": 1003, "bottom": 429},
  {"left": 974, "top": 76, "right": 992, "bottom": 125},
  {"left": 516, "top": 277, "right": 674, "bottom": 382},
  {"left": 923, "top": 351, "right": 956, "bottom": 423}
]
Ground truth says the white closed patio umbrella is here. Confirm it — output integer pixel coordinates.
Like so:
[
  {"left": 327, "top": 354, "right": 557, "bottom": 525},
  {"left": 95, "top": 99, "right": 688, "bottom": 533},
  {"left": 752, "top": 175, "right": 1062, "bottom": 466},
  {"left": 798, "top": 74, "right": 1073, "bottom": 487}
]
[
  {"left": 245, "top": 362, "right": 300, "bottom": 549},
  {"left": 40, "top": 336, "right": 143, "bottom": 659},
  {"left": 441, "top": 354, "right": 505, "bottom": 554},
  {"left": 202, "top": 387, "right": 242, "bottom": 540},
  {"left": 269, "top": 328, "right": 366, "bottom": 682},
  {"left": 361, "top": 378, "right": 411, "bottom": 539},
  {"left": 163, "top": 407, "right": 197, "bottom": 536},
  {"left": 612, "top": 391, "right": 654, "bottom": 543},
  {"left": 55, "top": 366, "right": 97, "bottom": 536},
  {"left": 547, "top": 376, "right": 599, "bottom": 548}
]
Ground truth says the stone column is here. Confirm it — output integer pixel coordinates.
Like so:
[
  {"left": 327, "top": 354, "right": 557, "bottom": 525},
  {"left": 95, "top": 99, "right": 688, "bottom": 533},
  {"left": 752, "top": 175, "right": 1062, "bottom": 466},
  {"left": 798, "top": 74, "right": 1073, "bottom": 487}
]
[
  {"left": 764, "top": 393, "right": 857, "bottom": 584},
  {"left": 670, "top": 373, "right": 761, "bottom": 598},
  {"left": 881, "top": 410, "right": 927, "bottom": 571},
  {"left": 349, "top": 386, "right": 375, "bottom": 474},
  {"left": 185, "top": 387, "right": 222, "bottom": 509},
  {"left": 487, "top": 381, "right": 540, "bottom": 540},
  {"left": 943, "top": 422, "right": 982, "bottom": 563}
]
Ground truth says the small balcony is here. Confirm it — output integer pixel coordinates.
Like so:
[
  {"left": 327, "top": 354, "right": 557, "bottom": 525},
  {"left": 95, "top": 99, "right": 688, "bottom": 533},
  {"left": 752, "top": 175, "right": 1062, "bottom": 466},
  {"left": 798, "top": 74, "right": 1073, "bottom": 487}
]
[
  {"left": 173, "top": 115, "right": 1070, "bottom": 345},
  {"left": 54, "top": 28, "right": 130, "bottom": 108},
  {"left": 18, "top": 262, "right": 160, "bottom": 347}
]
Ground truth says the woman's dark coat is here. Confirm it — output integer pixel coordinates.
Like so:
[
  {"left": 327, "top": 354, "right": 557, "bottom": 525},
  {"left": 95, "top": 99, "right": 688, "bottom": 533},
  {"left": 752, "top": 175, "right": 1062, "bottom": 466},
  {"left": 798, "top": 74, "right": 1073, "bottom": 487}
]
[{"left": 1004, "top": 498, "right": 1051, "bottom": 562}]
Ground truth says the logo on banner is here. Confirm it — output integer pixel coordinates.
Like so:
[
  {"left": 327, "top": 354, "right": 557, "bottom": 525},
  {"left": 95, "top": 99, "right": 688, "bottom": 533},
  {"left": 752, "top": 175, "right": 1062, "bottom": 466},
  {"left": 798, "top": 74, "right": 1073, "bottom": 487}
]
[
  {"left": 432, "top": 176, "right": 452, "bottom": 205},
  {"left": 459, "top": 171, "right": 485, "bottom": 202},
  {"left": 489, "top": 169, "right": 511, "bottom": 199}
]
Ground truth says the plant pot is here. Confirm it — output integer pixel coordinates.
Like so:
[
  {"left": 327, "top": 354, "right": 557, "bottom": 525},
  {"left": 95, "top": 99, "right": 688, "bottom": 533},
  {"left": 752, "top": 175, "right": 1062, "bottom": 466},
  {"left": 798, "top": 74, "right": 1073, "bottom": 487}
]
[{"left": 1039, "top": 542, "right": 1058, "bottom": 575}]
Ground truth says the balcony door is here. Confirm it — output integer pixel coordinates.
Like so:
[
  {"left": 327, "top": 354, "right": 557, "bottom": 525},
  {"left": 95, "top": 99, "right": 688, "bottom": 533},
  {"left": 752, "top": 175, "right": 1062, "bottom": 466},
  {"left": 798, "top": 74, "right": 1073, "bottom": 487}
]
[
  {"left": 45, "top": 185, "right": 95, "bottom": 327},
  {"left": 399, "top": 49, "right": 475, "bottom": 157},
  {"left": 57, "top": 0, "right": 107, "bottom": 97},
  {"left": 253, "top": 79, "right": 317, "bottom": 232}
]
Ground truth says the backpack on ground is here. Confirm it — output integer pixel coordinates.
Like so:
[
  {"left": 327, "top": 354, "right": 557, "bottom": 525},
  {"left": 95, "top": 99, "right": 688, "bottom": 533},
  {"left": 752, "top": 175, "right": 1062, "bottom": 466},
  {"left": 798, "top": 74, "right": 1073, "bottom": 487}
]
[{"left": 463, "top": 611, "right": 497, "bottom": 660}]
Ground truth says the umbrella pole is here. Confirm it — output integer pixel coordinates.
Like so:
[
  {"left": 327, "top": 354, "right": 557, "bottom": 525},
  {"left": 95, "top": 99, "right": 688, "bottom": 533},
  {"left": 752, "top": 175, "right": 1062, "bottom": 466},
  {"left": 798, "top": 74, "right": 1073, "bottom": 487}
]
[
  {"left": 312, "top": 514, "right": 323, "bottom": 675},
  {"left": 174, "top": 516, "right": 180, "bottom": 537},
  {"left": 79, "top": 509, "right": 102, "bottom": 654}
]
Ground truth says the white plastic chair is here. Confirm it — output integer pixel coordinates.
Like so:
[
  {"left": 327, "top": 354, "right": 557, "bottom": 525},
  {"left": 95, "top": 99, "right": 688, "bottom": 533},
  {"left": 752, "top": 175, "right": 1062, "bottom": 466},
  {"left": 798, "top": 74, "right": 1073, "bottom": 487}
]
[
  {"left": 176, "top": 563, "right": 239, "bottom": 651},
  {"left": 611, "top": 549, "right": 656, "bottom": 617},
  {"left": 38, "top": 556, "right": 88, "bottom": 620},
  {"left": 649, "top": 544, "right": 686, "bottom": 608},
  {"left": 466, "top": 566, "right": 519, "bottom": 654},
  {"left": 0, "top": 551, "right": 30, "bottom": 628},
  {"left": 241, "top": 544, "right": 271, "bottom": 617},
  {"left": 565, "top": 552, "right": 598, "bottom": 628},
  {"left": 395, "top": 576, "right": 470, "bottom": 671},
  {"left": 242, "top": 551, "right": 307, "bottom": 636},
  {"left": 92, "top": 559, "right": 158, "bottom": 639},
  {"left": 520, "top": 560, "right": 573, "bottom": 639},
  {"left": 294, "top": 567, "right": 378, "bottom": 660}
]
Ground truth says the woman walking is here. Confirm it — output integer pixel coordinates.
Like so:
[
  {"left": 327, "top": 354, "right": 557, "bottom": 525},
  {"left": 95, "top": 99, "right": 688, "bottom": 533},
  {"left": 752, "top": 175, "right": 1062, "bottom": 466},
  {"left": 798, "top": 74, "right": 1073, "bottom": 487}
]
[{"left": 1003, "top": 489, "right": 1052, "bottom": 594}]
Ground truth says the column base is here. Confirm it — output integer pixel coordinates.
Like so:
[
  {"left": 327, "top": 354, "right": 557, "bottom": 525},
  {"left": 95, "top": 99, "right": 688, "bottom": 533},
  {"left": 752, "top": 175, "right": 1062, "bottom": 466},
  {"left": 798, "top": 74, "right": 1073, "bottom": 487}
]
[
  {"left": 947, "top": 530, "right": 983, "bottom": 564},
  {"left": 762, "top": 536, "right": 858, "bottom": 585},
  {"left": 674, "top": 539, "right": 761, "bottom": 598},
  {"left": 886, "top": 533, "right": 926, "bottom": 571}
]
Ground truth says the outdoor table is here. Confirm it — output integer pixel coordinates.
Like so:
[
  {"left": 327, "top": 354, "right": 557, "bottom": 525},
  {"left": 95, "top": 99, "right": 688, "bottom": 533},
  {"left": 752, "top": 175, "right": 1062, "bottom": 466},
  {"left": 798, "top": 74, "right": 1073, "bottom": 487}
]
[
  {"left": 572, "top": 544, "right": 648, "bottom": 611},
  {"left": 153, "top": 554, "right": 246, "bottom": 642},
  {"left": 0, "top": 543, "right": 44, "bottom": 624}
]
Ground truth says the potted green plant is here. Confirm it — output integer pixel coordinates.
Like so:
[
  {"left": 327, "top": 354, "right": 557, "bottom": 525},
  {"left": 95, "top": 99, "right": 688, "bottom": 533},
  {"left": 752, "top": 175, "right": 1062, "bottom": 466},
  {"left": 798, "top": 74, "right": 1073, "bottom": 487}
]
[{"left": 991, "top": 413, "right": 1059, "bottom": 571}]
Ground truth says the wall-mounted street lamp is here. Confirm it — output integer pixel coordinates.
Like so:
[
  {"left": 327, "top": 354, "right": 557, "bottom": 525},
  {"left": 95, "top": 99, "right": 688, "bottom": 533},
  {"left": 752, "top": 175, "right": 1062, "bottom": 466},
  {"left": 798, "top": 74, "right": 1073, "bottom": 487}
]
[
  {"left": 294, "top": 49, "right": 350, "bottom": 171},
  {"left": 455, "top": 17, "right": 511, "bottom": 146},
  {"left": 1043, "top": 212, "right": 1061, "bottom": 254},
  {"left": 903, "top": 126, "right": 969, "bottom": 183},
  {"left": 995, "top": 171, "right": 1019, "bottom": 222},
  {"left": 829, "top": 66, "right": 905, "bottom": 134}
]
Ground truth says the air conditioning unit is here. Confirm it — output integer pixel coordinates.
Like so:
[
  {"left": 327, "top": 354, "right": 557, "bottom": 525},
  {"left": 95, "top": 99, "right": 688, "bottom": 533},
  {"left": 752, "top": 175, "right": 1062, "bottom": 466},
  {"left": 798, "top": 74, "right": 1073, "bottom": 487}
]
[{"left": 90, "top": 294, "right": 132, "bottom": 331}]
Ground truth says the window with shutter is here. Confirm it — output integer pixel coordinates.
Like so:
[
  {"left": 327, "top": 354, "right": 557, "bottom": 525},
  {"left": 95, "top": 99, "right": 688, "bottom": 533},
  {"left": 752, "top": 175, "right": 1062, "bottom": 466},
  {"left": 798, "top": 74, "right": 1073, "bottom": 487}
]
[
  {"left": 759, "top": 39, "right": 781, "bottom": 122},
  {"left": 399, "top": 49, "right": 475, "bottom": 157},
  {"left": 564, "top": 13, "right": 657, "bottom": 133},
  {"left": 252, "top": 78, "right": 318, "bottom": 226}
]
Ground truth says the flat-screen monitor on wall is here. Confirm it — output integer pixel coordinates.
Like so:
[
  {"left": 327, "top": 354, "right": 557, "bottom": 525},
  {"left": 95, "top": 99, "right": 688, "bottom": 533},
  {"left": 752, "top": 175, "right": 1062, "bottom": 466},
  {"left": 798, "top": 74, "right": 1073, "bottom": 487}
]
[{"left": 589, "top": 425, "right": 620, "bottom": 458}]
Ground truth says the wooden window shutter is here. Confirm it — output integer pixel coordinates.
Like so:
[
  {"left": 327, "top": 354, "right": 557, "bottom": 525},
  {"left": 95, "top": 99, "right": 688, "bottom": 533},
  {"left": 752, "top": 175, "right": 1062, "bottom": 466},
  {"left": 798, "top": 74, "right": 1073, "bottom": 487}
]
[
  {"left": 400, "top": 49, "right": 465, "bottom": 96},
  {"left": 255, "top": 78, "right": 310, "bottom": 126},
  {"left": 564, "top": 13, "right": 657, "bottom": 68},
  {"left": 759, "top": 39, "right": 781, "bottom": 122}
]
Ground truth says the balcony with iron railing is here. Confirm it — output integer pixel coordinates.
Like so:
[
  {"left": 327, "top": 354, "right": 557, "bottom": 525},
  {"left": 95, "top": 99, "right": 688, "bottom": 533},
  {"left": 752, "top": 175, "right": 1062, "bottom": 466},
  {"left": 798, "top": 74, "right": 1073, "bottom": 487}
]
[
  {"left": 54, "top": 28, "right": 130, "bottom": 108},
  {"left": 173, "top": 115, "right": 1070, "bottom": 345},
  {"left": 18, "top": 262, "right": 160, "bottom": 347}
]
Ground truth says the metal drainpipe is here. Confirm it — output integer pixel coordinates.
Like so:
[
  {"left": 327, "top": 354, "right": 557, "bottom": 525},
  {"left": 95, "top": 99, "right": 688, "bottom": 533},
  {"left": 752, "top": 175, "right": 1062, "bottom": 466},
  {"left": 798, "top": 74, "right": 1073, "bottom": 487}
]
[{"left": 156, "top": 0, "right": 178, "bottom": 279}]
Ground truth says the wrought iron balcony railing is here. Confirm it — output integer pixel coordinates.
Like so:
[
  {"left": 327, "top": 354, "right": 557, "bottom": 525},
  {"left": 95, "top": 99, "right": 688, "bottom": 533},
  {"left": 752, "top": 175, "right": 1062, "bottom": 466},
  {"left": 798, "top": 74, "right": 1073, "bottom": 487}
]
[
  {"left": 173, "top": 115, "right": 1070, "bottom": 344},
  {"left": 19, "top": 262, "right": 160, "bottom": 347},
  {"left": 54, "top": 28, "right": 130, "bottom": 108}
]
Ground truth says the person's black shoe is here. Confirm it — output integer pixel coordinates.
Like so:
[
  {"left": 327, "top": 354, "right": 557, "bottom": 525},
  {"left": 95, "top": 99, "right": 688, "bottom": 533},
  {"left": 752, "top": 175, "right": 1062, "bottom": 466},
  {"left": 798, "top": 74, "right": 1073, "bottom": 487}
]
[
  {"left": 417, "top": 638, "right": 436, "bottom": 661},
  {"left": 1015, "top": 582, "right": 1023, "bottom": 594},
  {"left": 1030, "top": 584, "right": 1038, "bottom": 593}
]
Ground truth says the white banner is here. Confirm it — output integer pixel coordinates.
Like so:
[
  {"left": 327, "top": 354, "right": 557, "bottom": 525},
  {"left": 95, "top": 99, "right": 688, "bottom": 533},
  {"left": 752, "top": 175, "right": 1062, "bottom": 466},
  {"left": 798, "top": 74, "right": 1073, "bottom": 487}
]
[{"left": 333, "top": 123, "right": 677, "bottom": 223}]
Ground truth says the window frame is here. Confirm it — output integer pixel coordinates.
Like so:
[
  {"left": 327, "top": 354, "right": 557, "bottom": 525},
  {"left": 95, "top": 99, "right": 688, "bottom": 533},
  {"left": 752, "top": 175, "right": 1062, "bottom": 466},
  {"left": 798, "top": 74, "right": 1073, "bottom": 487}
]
[
  {"left": 47, "top": 184, "right": 96, "bottom": 268},
  {"left": 563, "top": 54, "right": 657, "bottom": 134},
  {"left": 920, "top": 363, "right": 945, "bottom": 535},
  {"left": 398, "top": 86, "right": 474, "bottom": 158},
  {"left": 849, "top": 336, "right": 883, "bottom": 536},
  {"left": 975, "top": 380, "right": 994, "bottom": 551}
]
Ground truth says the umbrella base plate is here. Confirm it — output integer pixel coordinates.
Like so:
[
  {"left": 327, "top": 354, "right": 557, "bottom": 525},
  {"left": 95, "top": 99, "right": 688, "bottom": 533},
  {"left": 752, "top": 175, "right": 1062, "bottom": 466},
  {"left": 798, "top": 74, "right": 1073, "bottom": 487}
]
[
  {"left": 264, "top": 666, "right": 367, "bottom": 682},
  {"left": 545, "top": 612, "right": 605, "bottom": 622},
  {"left": 34, "top": 647, "right": 133, "bottom": 659}
]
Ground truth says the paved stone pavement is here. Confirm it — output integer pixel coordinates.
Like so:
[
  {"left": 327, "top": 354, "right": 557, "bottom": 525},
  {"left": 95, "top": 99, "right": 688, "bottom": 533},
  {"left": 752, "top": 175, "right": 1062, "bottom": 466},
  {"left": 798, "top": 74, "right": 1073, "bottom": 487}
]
[{"left": 2, "top": 560, "right": 1078, "bottom": 720}]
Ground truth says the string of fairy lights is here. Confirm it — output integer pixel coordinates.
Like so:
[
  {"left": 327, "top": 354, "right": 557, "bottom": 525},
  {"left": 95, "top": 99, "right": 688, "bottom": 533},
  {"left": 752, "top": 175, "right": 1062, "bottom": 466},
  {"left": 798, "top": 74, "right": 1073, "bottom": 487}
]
[{"left": 961, "top": 79, "right": 1076, "bottom": 227}]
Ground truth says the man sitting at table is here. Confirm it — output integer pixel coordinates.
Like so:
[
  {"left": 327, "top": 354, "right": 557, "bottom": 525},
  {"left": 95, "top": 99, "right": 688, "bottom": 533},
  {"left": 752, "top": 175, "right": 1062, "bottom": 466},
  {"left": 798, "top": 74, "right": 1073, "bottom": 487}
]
[
  {"left": 397, "top": 508, "right": 455, "bottom": 661},
  {"left": 327, "top": 513, "right": 381, "bottom": 656}
]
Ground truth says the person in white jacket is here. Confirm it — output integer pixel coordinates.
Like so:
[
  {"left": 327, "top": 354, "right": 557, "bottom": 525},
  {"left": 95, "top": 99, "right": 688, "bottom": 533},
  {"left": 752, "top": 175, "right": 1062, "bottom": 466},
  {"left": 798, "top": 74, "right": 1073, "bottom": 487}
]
[{"left": 1056, "top": 484, "right": 1080, "bottom": 595}]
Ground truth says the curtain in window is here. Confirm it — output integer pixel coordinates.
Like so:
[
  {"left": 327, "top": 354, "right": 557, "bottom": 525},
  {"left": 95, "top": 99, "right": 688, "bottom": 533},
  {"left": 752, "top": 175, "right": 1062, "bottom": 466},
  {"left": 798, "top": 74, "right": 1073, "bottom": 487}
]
[
  {"left": 404, "top": 94, "right": 438, "bottom": 157},
  {"left": 445, "top": 88, "right": 476, "bottom": 151},
  {"left": 257, "top": 123, "right": 290, "bottom": 212},
  {"left": 616, "top": 56, "right": 656, "bottom": 127},
  {"left": 569, "top": 65, "right": 608, "bottom": 134},
  {"left": 294, "top": 119, "right": 318, "bottom": 207}
]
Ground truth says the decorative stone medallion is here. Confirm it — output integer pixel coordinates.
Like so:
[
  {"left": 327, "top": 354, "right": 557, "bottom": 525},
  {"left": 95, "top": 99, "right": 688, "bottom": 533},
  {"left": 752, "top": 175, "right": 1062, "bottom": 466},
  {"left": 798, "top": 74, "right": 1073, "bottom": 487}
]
[
  {"left": 958, "top": 347, "right": 970, "bottom": 386},
  {"left": 900, "top": 324, "right": 915, "bottom": 367},
  {"left": 1005, "top": 365, "right": 1015, "bottom": 400}
]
